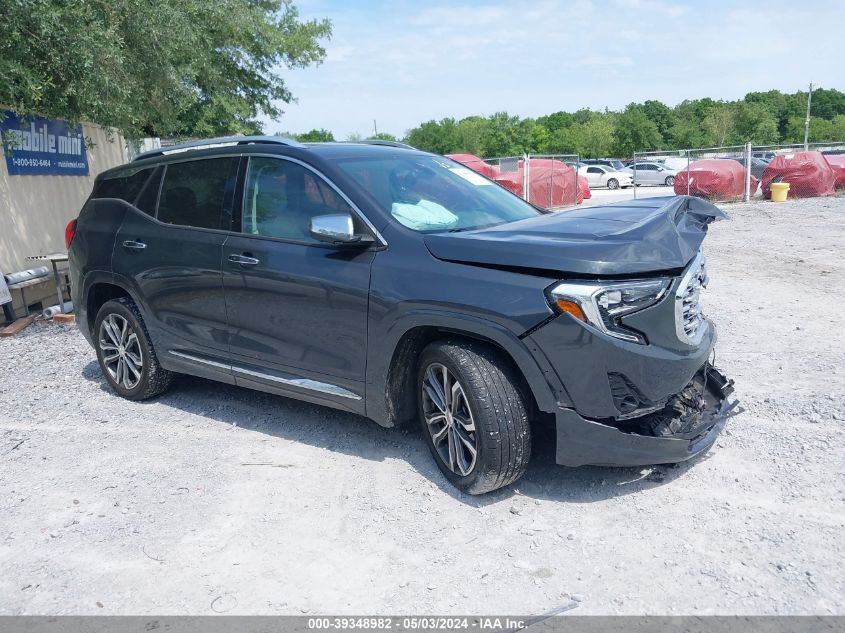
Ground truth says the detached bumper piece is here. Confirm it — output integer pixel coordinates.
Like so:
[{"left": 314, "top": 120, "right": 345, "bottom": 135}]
[{"left": 554, "top": 364, "right": 736, "bottom": 468}]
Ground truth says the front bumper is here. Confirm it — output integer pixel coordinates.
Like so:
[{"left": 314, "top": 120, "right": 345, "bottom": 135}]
[{"left": 553, "top": 364, "right": 736, "bottom": 467}]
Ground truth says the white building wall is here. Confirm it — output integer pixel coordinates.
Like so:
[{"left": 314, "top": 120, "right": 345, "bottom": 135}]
[{"left": 0, "top": 122, "right": 127, "bottom": 272}]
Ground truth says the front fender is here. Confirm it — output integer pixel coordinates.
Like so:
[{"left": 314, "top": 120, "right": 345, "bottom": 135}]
[{"left": 365, "top": 308, "right": 572, "bottom": 427}]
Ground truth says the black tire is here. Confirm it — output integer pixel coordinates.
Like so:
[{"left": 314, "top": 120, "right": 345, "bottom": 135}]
[
  {"left": 665, "top": 175, "right": 675, "bottom": 186},
  {"left": 417, "top": 340, "right": 531, "bottom": 495},
  {"left": 94, "top": 297, "right": 174, "bottom": 401},
  {"left": 607, "top": 178, "right": 619, "bottom": 190}
]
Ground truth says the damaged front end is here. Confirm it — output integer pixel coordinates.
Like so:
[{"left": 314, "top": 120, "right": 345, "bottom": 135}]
[
  {"left": 554, "top": 364, "right": 737, "bottom": 468},
  {"left": 620, "top": 365, "right": 736, "bottom": 441}
]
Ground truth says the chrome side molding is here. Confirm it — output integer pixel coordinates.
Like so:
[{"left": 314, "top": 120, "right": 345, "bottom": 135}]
[{"left": 168, "top": 350, "right": 362, "bottom": 400}]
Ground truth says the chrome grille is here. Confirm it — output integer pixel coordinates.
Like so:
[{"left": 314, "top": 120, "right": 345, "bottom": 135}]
[{"left": 674, "top": 252, "right": 709, "bottom": 345}]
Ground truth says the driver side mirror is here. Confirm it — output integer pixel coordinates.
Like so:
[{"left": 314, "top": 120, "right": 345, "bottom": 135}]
[{"left": 310, "top": 213, "right": 373, "bottom": 247}]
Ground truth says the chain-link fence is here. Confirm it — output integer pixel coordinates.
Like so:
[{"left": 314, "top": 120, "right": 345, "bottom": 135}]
[
  {"left": 632, "top": 146, "right": 750, "bottom": 202},
  {"left": 749, "top": 142, "right": 845, "bottom": 199},
  {"left": 451, "top": 154, "right": 584, "bottom": 209},
  {"left": 525, "top": 154, "right": 582, "bottom": 208},
  {"left": 633, "top": 141, "right": 845, "bottom": 202}
]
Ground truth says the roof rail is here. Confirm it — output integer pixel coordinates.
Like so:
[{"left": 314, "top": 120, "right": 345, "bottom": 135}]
[
  {"left": 357, "top": 139, "right": 416, "bottom": 149},
  {"left": 133, "top": 135, "right": 305, "bottom": 161}
]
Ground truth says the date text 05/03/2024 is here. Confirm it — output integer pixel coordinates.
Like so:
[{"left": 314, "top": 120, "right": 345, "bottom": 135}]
[{"left": 306, "top": 618, "right": 526, "bottom": 630}]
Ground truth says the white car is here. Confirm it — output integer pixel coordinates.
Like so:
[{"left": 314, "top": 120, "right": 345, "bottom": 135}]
[
  {"left": 578, "top": 164, "right": 634, "bottom": 190},
  {"left": 624, "top": 162, "right": 678, "bottom": 186},
  {"left": 659, "top": 157, "right": 690, "bottom": 172}
]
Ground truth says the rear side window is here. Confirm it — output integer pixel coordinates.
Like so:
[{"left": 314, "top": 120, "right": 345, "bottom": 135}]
[
  {"left": 93, "top": 167, "right": 155, "bottom": 207},
  {"left": 134, "top": 167, "right": 163, "bottom": 216},
  {"left": 158, "top": 158, "right": 235, "bottom": 230}
]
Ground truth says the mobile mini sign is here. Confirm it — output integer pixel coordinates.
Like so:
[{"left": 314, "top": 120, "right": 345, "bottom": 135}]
[{"left": 1, "top": 110, "right": 89, "bottom": 176}]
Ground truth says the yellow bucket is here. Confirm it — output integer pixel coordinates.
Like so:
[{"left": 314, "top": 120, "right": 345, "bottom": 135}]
[{"left": 770, "top": 182, "right": 790, "bottom": 202}]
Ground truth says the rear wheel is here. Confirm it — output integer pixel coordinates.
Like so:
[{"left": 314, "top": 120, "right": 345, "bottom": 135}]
[
  {"left": 418, "top": 340, "right": 531, "bottom": 495},
  {"left": 94, "top": 297, "right": 174, "bottom": 400},
  {"left": 607, "top": 178, "right": 619, "bottom": 190},
  {"left": 665, "top": 175, "right": 675, "bottom": 186}
]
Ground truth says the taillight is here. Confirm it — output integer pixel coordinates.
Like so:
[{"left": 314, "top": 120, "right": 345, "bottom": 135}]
[{"left": 65, "top": 219, "right": 77, "bottom": 248}]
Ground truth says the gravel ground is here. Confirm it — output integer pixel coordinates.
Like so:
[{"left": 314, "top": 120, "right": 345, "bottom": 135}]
[{"left": 1, "top": 196, "right": 843, "bottom": 616}]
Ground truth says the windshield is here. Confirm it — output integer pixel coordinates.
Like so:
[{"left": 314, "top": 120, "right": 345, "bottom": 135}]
[
  {"left": 609, "top": 160, "right": 625, "bottom": 170},
  {"left": 332, "top": 155, "right": 542, "bottom": 232}
]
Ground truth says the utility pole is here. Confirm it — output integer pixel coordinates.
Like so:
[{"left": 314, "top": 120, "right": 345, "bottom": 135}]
[
  {"left": 804, "top": 82, "right": 813, "bottom": 150},
  {"left": 373, "top": 119, "right": 378, "bottom": 136}
]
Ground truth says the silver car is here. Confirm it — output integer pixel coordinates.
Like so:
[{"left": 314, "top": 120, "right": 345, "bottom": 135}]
[
  {"left": 579, "top": 164, "right": 634, "bottom": 189},
  {"left": 625, "top": 162, "right": 678, "bottom": 187}
]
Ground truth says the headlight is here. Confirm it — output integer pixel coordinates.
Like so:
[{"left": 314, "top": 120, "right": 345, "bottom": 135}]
[{"left": 547, "top": 278, "right": 670, "bottom": 344}]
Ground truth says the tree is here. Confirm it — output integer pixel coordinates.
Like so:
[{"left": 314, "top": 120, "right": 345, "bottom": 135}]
[
  {"left": 368, "top": 132, "right": 397, "bottom": 141},
  {"left": 784, "top": 116, "right": 834, "bottom": 143},
  {"left": 455, "top": 116, "right": 489, "bottom": 155},
  {"left": 293, "top": 128, "right": 335, "bottom": 142},
  {"left": 0, "top": 0, "right": 331, "bottom": 138},
  {"left": 575, "top": 114, "right": 615, "bottom": 158},
  {"left": 613, "top": 104, "right": 662, "bottom": 156},
  {"left": 405, "top": 119, "right": 460, "bottom": 154},
  {"left": 701, "top": 103, "right": 737, "bottom": 147},
  {"left": 734, "top": 103, "right": 779, "bottom": 144},
  {"left": 640, "top": 100, "right": 675, "bottom": 140}
]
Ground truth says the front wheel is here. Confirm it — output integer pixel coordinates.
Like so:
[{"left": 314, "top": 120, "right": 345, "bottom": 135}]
[
  {"left": 418, "top": 340, "right": 531, "bottom": 495},
  {"left": 665, "top": 175, "right": 675, "bottom": 186},
  {"left": 607, "top": 178, "right": 619, "bottom": 190}
]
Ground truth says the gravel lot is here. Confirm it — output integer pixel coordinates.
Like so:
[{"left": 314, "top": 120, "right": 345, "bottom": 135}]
[{"left": 1, "top": 195, "right": 843, "bottom": 616}]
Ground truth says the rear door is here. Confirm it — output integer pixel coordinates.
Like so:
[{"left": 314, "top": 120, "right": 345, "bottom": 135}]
[
  {"left": 112, "top": 156, "right": 239, "bottom": 379},
  {"left": 635, "top": 163, "right": 657, "bottom": 184},
  {"left": 221, "top": 155, "right": 376, "bottom": 410}
]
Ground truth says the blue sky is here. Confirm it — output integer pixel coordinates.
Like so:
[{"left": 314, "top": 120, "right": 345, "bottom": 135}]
[{"left": 263, "top": 0, "right": 843, "bottom": 138}]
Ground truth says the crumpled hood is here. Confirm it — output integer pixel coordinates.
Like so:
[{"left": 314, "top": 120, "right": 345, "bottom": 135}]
[{"left": 424, "top": 196, "right": 726, "bottom": 276}]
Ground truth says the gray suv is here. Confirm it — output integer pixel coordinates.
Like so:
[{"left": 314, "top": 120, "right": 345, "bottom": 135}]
[{"left": 67, "top": 136, "right": 735, "bottom": 494}]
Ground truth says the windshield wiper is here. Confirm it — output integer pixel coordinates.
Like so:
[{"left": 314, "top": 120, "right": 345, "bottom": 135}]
[{"left": 447, "top": 221, "right": 506, "bottom": 233}]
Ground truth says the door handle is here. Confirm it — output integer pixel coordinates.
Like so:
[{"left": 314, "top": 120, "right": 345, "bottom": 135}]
[
  {"left": 122, "top": 240, "right": 146, "bottom": 250},
  {"left": 228, "top": 254, "right": 260, "bottom": 266}
]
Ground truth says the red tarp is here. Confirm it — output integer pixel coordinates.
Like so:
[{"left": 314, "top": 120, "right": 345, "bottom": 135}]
[
  {"left": 761, "top": 151, "right": 836, "bottom": 199},
  {"left": 673, "top": 159, "right": 757, "bottom": 200},
  {"left": 824, "top": 154, "right": 845, "bottom": 189},
  {"left": 445, "top": 153, "right": 498, "bottom": 179},
  {"left": 447, "top": 154, "right": 582, "bottom": 207},
  {"left": 578, "top": 174, "right": 592, "bottom": 200}
]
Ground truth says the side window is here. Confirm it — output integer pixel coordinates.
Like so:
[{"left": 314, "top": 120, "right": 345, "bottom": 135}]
[
  {"left": 158, "top": 158, "right": 235, "bottom": 230},
  {"left": 587, "top": 167, "right": 602, "bottom": 174},
  {"left": 242, "top": 157, "right": 357, "bottom": 243},
  {"left": 134, "top": 166, "right": 163, "bottom": 216},
  {"left": 93, "top": 167, "right": 155, "bottom": 210}
]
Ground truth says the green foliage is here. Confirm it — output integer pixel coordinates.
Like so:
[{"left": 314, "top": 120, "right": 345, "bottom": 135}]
[
  {"left": 402, "top": 88, "right": 845, "bottom": 158},
  {"left": 292, "top": 128, "right": 335, "bottom": 142},
  {"left": 0, "top": 0, "right": 331, "bottom": 138},
  {"left": 574, "top": 113, "right": 616, "bottom": 158},
  {"left": 613, "top": 104, "right": 662, "bottom": 156},
  {"left": 368, "top": 132, "right": 398, "bottom": 141}
]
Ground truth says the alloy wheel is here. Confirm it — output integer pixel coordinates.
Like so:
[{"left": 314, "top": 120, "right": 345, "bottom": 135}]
[
  {"left": 99, "top": 314, "right": 143, "bottom": 390},
  {"left": 421, "top": 363, "right": 478, "bottom": 476}
]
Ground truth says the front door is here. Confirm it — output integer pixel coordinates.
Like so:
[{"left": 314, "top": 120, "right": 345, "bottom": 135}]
[
  {"left": 585, "top": 166, "right": 604, "bottom": 187},
  {"left": 222, "top": 156, "right": 375, "bottom": 409}
]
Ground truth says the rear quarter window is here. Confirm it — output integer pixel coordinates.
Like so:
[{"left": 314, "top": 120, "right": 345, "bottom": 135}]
[{"left": 93, "top": 167, "right": 156, "bottom": 211}]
